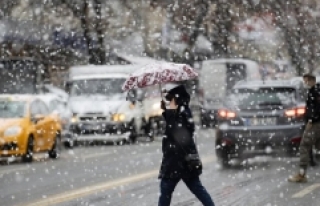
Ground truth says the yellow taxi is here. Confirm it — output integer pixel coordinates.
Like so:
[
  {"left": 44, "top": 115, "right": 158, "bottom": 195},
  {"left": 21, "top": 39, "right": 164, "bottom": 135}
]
[{"left": 0, "top": 95, "right": 62, "bottom": 162}]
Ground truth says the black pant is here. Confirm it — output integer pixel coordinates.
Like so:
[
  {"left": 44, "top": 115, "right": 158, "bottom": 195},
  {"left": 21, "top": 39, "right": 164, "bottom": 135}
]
[
  {"left": 158, "top": 176, "right": 215, "bottom": 206},
  {"left": 310, "top": 148, "right": 315, "bottom": 163}
]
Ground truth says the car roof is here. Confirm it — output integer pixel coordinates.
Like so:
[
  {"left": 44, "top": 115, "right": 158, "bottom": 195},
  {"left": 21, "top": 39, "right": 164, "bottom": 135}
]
[
  {"left": 37, "top": 94, "right": 60, "bottom": 105},
  {"left": 290, "top": 76, "right": 320, "bottom": 82},
  {"left": 233, "top": 80, "right": 301, "bottom": 90},
  {"left": 0, "top": 94, "right": 36, "bottom": 102}
]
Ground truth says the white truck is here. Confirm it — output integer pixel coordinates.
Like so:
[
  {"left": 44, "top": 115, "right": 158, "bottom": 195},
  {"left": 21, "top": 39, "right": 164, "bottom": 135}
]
[{"left": 198, "top": 58, "right": 262, "bottom": 127}]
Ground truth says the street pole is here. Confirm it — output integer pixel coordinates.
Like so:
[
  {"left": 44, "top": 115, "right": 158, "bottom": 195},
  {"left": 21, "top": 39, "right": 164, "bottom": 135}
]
[
  {"left": 93, "top": 0, "right": 106, "bottom": 65},
  {"left": 161, "top": 0, "right": 172, "bottom": 60}
]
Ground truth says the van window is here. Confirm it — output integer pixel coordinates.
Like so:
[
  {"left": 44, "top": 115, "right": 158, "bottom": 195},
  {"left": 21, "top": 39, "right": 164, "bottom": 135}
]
[{"left": 226, "top": 63, "right": 246, "bottom": 92}]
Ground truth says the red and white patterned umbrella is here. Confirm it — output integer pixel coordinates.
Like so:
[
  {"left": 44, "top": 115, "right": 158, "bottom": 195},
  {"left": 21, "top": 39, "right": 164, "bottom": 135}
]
[{"left": 121, "top": 62, "right": 198, "bottom": 91}]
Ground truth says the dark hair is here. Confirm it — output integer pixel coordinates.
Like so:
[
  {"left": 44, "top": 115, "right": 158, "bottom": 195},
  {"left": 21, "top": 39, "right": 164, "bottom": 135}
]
[
  {"left": 303, "top": 73, "right": 316, "bottom": 82},
  {"left": 165, "top": 93, "right": 174, "bottom": 102}
]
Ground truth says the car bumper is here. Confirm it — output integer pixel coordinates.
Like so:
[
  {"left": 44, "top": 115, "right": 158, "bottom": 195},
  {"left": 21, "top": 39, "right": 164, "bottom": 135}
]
[
  {"left": 69, "top": 121, "right": 131, "bottom": 142},
  {"left": 216, "top": 124, "right": 304, "bottom": 157}
]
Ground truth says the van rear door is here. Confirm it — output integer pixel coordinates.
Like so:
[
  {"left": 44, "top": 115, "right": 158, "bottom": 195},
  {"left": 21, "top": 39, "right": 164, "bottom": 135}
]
[
  {"left": 226, "top": 63, "right": 246, "bottom": 92},
  {"left": 200, "top": 61, "right": 227, "bottom": 102}
]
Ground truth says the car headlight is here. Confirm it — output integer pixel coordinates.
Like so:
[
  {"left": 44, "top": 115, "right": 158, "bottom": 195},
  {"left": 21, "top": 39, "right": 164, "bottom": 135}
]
[
  {"left": 152, "top": 102, "right": 161, "bottom": 110},
  {"left": 112, "top": 113, "right": 126, "bottom": 122},
  {"left": 71, "top": 114, "right": 78, "bottom": 123},
  {"left": 4, "top": 126, "right": 22, "bottom": 137}
]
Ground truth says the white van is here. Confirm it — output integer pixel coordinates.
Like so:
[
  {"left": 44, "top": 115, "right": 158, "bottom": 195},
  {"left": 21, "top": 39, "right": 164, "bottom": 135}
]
[
  {"left": 65, "top": 56, "right": 169, "bottom": 144},
  {"left": 198, "top": 58, "right": 262, "bottom": 127}
]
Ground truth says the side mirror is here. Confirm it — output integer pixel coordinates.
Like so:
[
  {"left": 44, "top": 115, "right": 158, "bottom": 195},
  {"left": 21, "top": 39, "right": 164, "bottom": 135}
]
[
  {"left": 65, "top": 81, "right": 71, "bottom": 94},
  {"left": 31, "top": 114, "right": 45, "bottom": 124}
]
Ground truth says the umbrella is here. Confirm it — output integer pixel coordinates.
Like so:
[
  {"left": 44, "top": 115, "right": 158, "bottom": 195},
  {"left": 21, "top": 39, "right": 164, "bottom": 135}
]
[{"left": 121, "top": 62, "right": 198, "bottom": 94}]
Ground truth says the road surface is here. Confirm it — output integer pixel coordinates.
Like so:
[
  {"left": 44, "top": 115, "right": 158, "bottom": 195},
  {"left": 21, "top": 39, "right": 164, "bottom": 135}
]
[{"left": 1, "top": 129, "right": 320, "bottom": 206}]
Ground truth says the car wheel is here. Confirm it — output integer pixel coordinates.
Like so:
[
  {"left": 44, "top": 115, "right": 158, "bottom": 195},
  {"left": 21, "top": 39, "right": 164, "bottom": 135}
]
[
  {"left": 217, "top": 150, "right": 231, "bottom": 168},
  {"left": 201, "top": 120, "right": 208, "bottom": 128},
  {"left": 216, "top": 142, "right": 231, "bottom": 168},
  {"left": 22, "top": 136, "right": 34, "bottom": 163},
  {"left": 128, "top": 120, "right": 138, "bottom": 144},
  {"left": 49, "top": 133, "right": 62, "bottom": 159},
  {"left": 117, "top": 139, "right": 126, "bottom": 146},
  {"left": 148, "top": 118, "right": 156, "bottom": 142},
  {"left": 64, "top": 140, "right": 74, "bottom": 149}
]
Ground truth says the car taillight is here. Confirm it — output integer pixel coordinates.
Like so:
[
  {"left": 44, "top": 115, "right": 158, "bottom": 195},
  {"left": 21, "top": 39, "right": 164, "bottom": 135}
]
[
  {"left": 222, "top": 138, "right": 233, "bottom": 146},
  {"left": 218, "top": 109, "right": 236, "bottom": 118},
  {"left": 291, "top": 137, "right": 302, "bottom": 144},
  {"left": 285, "top": 107, "right": 305, "bottom": 117}
]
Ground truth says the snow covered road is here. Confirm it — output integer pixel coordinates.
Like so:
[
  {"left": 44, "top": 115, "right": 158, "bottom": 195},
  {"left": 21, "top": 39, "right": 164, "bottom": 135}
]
[{"left": 1, "top": 129, "right": 320, "bottom": 206}]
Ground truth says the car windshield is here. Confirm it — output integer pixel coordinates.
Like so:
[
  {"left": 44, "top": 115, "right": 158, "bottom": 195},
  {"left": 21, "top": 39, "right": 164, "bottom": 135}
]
[
  {"left": 0, "top": 101, "right": 26, "bottom": 118},
  {"left": 227, "top": 87, "right": 296, "bottom": 107},
  {"left": 70, "top": 78, "right": 125, "bottom": 97},
  {"left": 142, "top": 85, "right": 163, "bottom": 98}
]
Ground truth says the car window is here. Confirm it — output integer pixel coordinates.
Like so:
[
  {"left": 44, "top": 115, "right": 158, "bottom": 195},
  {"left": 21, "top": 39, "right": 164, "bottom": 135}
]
[
  {"left": 142, "top": 86, "right": 161, "bottom": 99},
  {"left": 226, "top": 63, "right": 247, "bottom": 92},
  {"left": 56, "top": 100, "right": 66, "bottom": 111},
  {"left": 38, "top": 100, "right": 49, "bottom": 115},
  {"left": 30, "top": 101, "right": 41, "bottom": 116},
  {"left": 0, "top": 101, "right": 26, "bottom": 118},
  {"left": 49, "top": 99, "right": 58, "bottom": 112}
]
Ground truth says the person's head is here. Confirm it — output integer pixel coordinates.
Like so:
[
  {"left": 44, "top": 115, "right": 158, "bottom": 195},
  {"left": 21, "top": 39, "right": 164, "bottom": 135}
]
[
  {"left": 165, "top": 85, "right": 190, "bottom": 109},
  {"left": 165, "top": 93, "right": 178, "bottom": 109},
  {"left": 303, "top": 73, "right": 316, "bottom": 88}
]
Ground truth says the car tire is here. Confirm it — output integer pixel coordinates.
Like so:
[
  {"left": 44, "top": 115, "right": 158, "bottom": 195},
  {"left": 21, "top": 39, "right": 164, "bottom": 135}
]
[
  {"left": 64, "top": 140, "right": 74, "bottom": 149},
  {"left": 49, "top": 133, "right": 62, "bottom": 159},
  {"left": 117, "top": 139, "right": 126, "bottom": 146},
  {"left": 217, "top": 150, "right": 231, "bottom": 169},
  {"left": 148, "top": 118, "right": 156, "bottom": 142},
  {"left": 216, "top": 139, "right": 231, "bottom": 169},
  {"left": 22, "top": 136, "right": 34, "bottom": 163},
  {"left": 128, "top": 120, "right": 138, "bottom": 144},
  {"left": 201, "top": 120, "right": 208, "bottom": 129}
]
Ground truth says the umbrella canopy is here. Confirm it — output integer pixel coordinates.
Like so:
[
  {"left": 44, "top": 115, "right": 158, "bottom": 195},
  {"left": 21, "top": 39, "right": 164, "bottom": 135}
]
[{"left": 121, "top": 62, "right": 198, "bottom": 91}]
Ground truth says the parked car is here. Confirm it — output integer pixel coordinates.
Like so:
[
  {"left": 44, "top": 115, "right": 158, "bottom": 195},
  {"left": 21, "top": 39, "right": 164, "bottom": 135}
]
[
  {"left": 38, "top": 94, "right": 73, "bottom": 148},
  {"left": 0, "top": 95, "right": 62, "bottom": 162},
  {"left": 215, "top": 80, "right": 306, "bottom": 167}
]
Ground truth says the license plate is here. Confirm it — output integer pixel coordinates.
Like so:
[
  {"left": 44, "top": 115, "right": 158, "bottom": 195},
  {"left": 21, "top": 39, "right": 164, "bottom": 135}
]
[{"left": 248, "top": 117, "right": 276, "bottom": 126}]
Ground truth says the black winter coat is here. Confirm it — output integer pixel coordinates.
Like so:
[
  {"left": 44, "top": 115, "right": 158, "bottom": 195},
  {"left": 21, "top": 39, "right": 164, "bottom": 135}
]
[
  {"left": 159, "top": 106, "right": 202, "bottom": 179},
  {"left": 305, "top": 84, "right": 320, "bottom": 123}
]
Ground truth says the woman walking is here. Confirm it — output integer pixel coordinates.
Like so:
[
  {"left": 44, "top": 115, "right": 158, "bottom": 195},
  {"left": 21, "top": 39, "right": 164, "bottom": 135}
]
[{"left": 158, "top": 85, "right": 215, "bottom": 206}]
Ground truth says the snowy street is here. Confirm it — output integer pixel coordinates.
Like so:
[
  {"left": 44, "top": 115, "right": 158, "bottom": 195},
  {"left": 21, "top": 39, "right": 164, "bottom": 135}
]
[{"left": 0, "top": 129, "right": 319, "bottom": 206}]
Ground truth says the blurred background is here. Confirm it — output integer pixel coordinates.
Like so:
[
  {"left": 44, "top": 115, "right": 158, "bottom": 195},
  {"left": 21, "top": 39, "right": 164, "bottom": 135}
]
[{"left": 1, "top": 0, "right": 320, "bottom": 87}]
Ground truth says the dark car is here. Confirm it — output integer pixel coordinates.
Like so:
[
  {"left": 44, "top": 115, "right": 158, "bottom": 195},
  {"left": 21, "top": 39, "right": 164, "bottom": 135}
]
[{"left": 215, "top": 80, "right": 306, "bottom": 167}]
